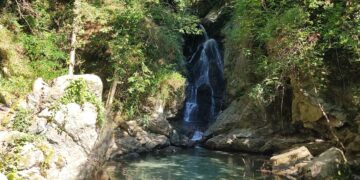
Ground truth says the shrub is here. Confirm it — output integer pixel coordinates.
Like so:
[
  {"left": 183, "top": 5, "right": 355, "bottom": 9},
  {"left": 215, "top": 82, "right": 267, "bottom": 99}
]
[
  {"left": 12, "top": 108, "right": 32, "bottom": 132},
  {"left": 59, "top": 79, "right": 105, "bottom": 125}
]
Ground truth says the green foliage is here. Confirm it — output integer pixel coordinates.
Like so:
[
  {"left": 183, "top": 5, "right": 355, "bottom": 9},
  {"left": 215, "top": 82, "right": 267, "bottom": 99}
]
[
  {"left": 21, "top": 32, "right": 67, "bottom": 80},
  {"left": 109, "top": 1, "right": 197, "bottom": 118},
  {"left": 224, "top": 0, "right": 360, "bottom": 104},
  {"left": 59, "top": 79, "right": 105, "bottom": 125},
  {"left": 12, "top": 108, "right": 32, "bottom": 132}
]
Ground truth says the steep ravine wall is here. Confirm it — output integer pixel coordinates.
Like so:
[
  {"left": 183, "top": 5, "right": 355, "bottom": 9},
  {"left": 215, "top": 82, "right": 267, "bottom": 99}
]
[{"left": 198, "top": 1, "right": 360, "bottom": 177}]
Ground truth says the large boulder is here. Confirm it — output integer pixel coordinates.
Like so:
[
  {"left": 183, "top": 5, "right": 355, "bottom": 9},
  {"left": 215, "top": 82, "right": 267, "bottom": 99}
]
[
  {"left": 53, "top": 102, "right": 98, "bottom": 152},
  {"left": 205, "top": 96, "right": 268, "bottom": 137},
  {"left": 50, "top": 74, "right": 103, "bottom": 101},
  {"left": 269, "top": 147, "right": 349, "bottom": 179},
  {"left": 146, "top": 116, "right": 172, "bottom": 136},
  {"left": 303, "top": 147, "right": 348, "bottom": 179},
  {"left": 204, "top": 128, "right": 268, "bottom": 152},
  {"left": 270, "top": 146, "right": 313, "bottom": 176},
  {"left": 108, "top": 121, "right": 170, "bottom": 160},
  {"left": 1, "top": 74, "right": 103, "bottom": 179},
  {"left": 203, "top": 95, "right": 311, "bottom": 153}
]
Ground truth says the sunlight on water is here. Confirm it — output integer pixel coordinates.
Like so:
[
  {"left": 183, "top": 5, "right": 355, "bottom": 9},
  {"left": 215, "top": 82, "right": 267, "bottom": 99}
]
[{"left": 105, "top": 147, "right": 271, "bottom": 180}]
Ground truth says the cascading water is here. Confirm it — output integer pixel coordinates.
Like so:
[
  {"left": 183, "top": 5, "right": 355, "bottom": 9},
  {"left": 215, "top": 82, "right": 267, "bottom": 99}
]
[{"left": 183, "top": 25, "right": 225, "bottom": 140}]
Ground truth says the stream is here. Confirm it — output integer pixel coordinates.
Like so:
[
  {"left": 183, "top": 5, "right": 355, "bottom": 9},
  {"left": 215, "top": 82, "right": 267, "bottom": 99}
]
[
  {"left": 103, "top": 26, "right": 271, "bottom": 180},
  {"left": 105, "top": 146, "right": 271, "bottom": 180}
]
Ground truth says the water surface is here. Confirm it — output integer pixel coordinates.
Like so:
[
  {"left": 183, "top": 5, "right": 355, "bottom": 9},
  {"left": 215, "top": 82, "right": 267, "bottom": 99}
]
[{"left": 105, "top": 147, "right": 272, "bottom": 180}]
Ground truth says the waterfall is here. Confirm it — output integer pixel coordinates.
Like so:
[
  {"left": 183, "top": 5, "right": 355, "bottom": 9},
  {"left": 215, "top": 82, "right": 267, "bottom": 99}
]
[{"left": 183, "top": 25, "right": 224, "bottom": 125}]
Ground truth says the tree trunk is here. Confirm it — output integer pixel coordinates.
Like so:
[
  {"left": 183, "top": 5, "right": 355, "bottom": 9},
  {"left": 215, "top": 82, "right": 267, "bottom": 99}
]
[
  {"left": 105, "top": 71, "right": 119, "bottom": 110},
  {"left": 69, "top": 0, "right": 81, "bottom": 75}
]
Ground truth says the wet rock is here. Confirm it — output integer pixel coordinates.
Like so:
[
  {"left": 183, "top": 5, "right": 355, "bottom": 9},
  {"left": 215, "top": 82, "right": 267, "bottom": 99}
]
[
  {"left": 303, "top": 147, "right": 348, "bottom": 179},
  {"left": 205, "top": 125, "right": 271, "bottom": 153},
  {"left": 204, "top": 131, "right": 267, "bottom": 153},
  {"left": 145, "top": 134, "right": 169, "bottom": 149},
  {"left": 114, "top": 152, "right": 140, "bottom": 161},
  {"left": 270, "top": 146, "right": 313, "bottom": 176},
  {"left": 156, "top": 146, "right": 182, "bottom": 155},
  {"left": 270, "top": 146, "right": 349, "bottom": 179},
  {"left": 109, "top": 121, "right": 172, "bottom": 160},
  {"left": 170, "top": 130, "right": 191, "bottom": 147},
  {"left": 147, "top": 116, "right": 172, "bottom": 136}
]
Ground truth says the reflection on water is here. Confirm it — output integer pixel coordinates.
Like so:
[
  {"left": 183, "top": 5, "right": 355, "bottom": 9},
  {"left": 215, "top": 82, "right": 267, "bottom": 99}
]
[{"left": 105, "top": 147, "right": 272, "bottom": 180}]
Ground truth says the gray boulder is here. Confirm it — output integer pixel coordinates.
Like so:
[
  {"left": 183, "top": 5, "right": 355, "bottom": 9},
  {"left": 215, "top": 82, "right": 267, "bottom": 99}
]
[
  {"left": 270, "top": 146, "right": 313, "bottom": 177},
  {"left": 303, "top": 147, "right": 348, "bottom": 179},
  {"left": 50, "top": 74, "right": 103, "bottom": 101},
  {"left": 147, "top": 116, "right": 172, "bottom": 136},
  {"left": 54, "top": 102, "right": 98, "bottom": 152}
]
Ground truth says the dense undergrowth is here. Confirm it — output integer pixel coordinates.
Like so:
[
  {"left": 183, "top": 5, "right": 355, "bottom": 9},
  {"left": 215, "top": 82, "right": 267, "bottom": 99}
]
[
  {"left": 223, "top": 0, "right": 360, "bottom": 111},
  {"left": 0, "top": 0, "right": 199, "bottom": 120}
]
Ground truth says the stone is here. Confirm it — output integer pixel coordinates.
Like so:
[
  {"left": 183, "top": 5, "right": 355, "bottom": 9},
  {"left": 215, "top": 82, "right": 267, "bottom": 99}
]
[
  {"left": 44, "top": 125, "right": 88, "bottom": 179},
  {"left": 119, "top": 152, "right": 140, "bottom": 161},
  {"left": 292, "top": 89, "right": 323, "bottom": 123},
  {"left": 204, "top": 132, "right": 267, "bottom": 153},
  {"left": 204, "top": 126, "right": 271, "bottom": 153},
  {"left": 145, "top": 134, "right": 169, "bottom": 149},
  {"left": 260, "top": 136, "right": 312, "bottom": 153},
  {"left": 18, "top": 167, "right": 46, "bottom": 180},
  {"left": 169, "top": 129, "right": 192, "bottom": 147},
  {"left": 204, "top": 96, "right": 268, "bottom": 137},
  {"left": 28, "top": 117, "right": 47, "bottom": 135},
  {"left": 0, "top": 173, "right": 7, "bottom": 180},
  {"left": 303, "top": 147, "right": 348, "bottom": 179},
  {"left": 156, "top": 146, "right": 182, "bottom": 155},
  {"left": 0, "top": 74, "right": 104, "bottom": 180},
  {"left": 32, "top": 78, "right": 50, "bottom": 103},
  {"left": 51, "top": 74, "right": 103, "bottom": 101},
  {"left": 17, "top": 143, "right": 45, "bottom": 170},
  {"left": 346, "top": 136, "right": 360, "bottom": 154},
  {"left": 147, "top": 116, "right": 172, "bottom": 136},
  {"left": 54, "top": 102, "right": 98, "bottom": 152},
  {"left": 109, "top": 121, "right": 172, "bottom": 160},
  {"left": 38, "top": 108, "right": 52, "bottom": 118},
  {"left": 270, "top": 146, "right": 313, "bottom": 176}
]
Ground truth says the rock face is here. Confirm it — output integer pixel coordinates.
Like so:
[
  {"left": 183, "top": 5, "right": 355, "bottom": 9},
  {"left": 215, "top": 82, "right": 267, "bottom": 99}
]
[
  {"left": 0, "top": 74, "right": 103, "bottom": 179},
  {"left": 203, "top": 95, "right": 315, "bottom": 153},
  {"left": 107, "top": 121, "right": 170, "bottom": 160}
]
